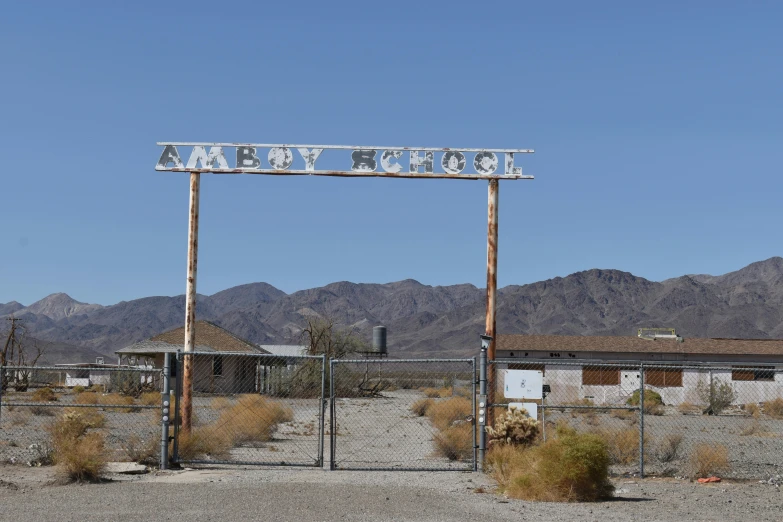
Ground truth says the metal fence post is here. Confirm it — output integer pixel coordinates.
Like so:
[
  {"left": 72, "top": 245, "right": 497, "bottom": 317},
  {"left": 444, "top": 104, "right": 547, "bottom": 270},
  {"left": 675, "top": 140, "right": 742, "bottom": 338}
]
[
  {"left": 172, "top": 351, "right": 182, "bottom": 463},
  {"left": 0, "top": 363, "right": 4, "bottom": 426},
  {"left": 639, "top": 362, "right": 645, "bottom": 478},
  {"left": 329, "top": 358, "right": 336, "bottom": 471},
  {"left": 472, "top": 357, "right": 478, "bottom": 471},
  {"left": 318, "top": 354, "right": 327, "bottom": 468},
  {"left": 161, "top": 353, "right": 171, "bottom": 470},
  {"left": 478, "top": 345, "right": 488, "bottom": 471}
]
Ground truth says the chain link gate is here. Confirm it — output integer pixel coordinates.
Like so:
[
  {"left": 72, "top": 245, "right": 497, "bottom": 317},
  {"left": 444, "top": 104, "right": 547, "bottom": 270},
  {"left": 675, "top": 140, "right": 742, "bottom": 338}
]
[
  {"left": 329, "top": 358, "right": 476, "bottom": 471},
  {"left": 172, "top": 352, "right": 326, "bottom": 467}
]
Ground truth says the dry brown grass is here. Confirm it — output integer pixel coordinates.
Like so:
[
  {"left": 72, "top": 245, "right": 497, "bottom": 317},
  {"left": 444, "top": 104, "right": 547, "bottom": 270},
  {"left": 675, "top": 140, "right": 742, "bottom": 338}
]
[
  {"left": 740, "top": 421, "right": 774, "bottom": 437},
  {"left": 743, "top": 403, "right": 761, "bottom": 418},
  {"left": 98, "top": 393, "right": 136, "bottom": 413},
  {"left": 32, "top": 387, "right": 57, "bottom": 402},
  {"left": 210, "top": 397, "right": 232, "bottom": 410},
  {"left": 410, "top": 398, "right": 434, "bottom": 417},
  {"left": 139, "top": 392, "right": 161, "bottom": 406},
  {"left": 426, "top": 397, "right": 472, "bottom": 431},
  {"left": 678, "top": 402, "right": 702, "bottom": 415},
  {"left": 599, "top": 428, "right": 647, "bottom": 465},
  {"left": 433, "top": 424, "right": 473, "bottom": 461},
  {"left": 687, "top": 443, "right": 730, "bottom": 478},
  {"left": 655, "top": 433, "right": 683, "bottom": 463},
  {"left": 763, "top": 398, "right": 783, "bottom": 419},
  {"left": 74, "top": 392, "right": 99, "bottom": 405},
  {"left": 177, "top": 426, "right": 232, "bottom": 461},
  {"left": 217, "top": 395, "right": 294, "bottom": 444},
  {"left": 485, "top": 431, "right": 614, "bottom": 502},
  {"left": 421, "top": 387, "right": 453, "bottom": 399},
  {"left": 47, "top": 411, "right": 107, "bottom": 482},
  {"left": 62, "top": 408, "right": 106, "bottom": 429},
  {"left": 71, "top": 385, "right": 86, "bottom": 394}
]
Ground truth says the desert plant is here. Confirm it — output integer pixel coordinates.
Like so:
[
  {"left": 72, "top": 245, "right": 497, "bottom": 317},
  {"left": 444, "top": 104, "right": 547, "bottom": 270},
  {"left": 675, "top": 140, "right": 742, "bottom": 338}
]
[
  {"left": 433, "top": 424, "right": 472, "bottom": 461},
  {"left": 99, "top": 393, "right": 136, "bottom": 413},
  {"left": 410, "top": 398, "right": 434, "bottom": 417},
  {"left": 740, "top": 421, "right": 773, "bottom": 437},
  {"left": 47, "top": 411, "right": 106, "bottom": 482},
  {"left": 32, "top": 387, "right": 57, "bottom": 402},
  {"left": 74, "top": 392, "right": 99, "bottom": 405},
  {"left": 763, "top": 398, "right": 783, "bottom": 419},
  {"left": 687, "top": 443, "right": 730, "bottom": 478},
  {"left": 678, "top": 402, "right": 701, "bottom": 415},
  {"left": 627, "top": 389, "right": 664, "bottom": 414},
  {"left": 486, "top": 406, "right": 540, "bottom": 447},
  {"left": 217, "top": 395, "right": 294, "bottom": 444},
  {"left": 71, "top": 385, "right": 86, "bottom": 394},
  {"left": 655, "top": 433, "right": 683, "bottom": 463},
  {"left": 122, "top": 435, "right": 159, "bottom": 465},
  {"left": 425, "top": 397, "right": 472, "bottom": 431},
  {"left": 30, "top": 405, "right": 56, "bottom": 416},
  {"left": 177, "top": 425, "right": 232, "bottom": 460},
  {"left": 696, "top": 379, "right": 736, "bottom": 415},
  {"left": 485, "top": 431, "right": 614, "bottom": 502},
  {"left": 140, "top": 392, "right": 161, "bottom": 406},
  {"left": 422, "top": 387, "right": 444, "bottom": 398},
  {"left": 599, "top": 428, "right": 649, "bottom": 465},
  {"left": 64, "top": 408, "right": 106, "bottom": 428}
]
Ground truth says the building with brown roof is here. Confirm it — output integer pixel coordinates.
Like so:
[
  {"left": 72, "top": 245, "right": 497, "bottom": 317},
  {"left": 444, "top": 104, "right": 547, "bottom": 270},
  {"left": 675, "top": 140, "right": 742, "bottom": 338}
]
[{"left": 495, "top": 333, "right": 783, "bottom": 406}]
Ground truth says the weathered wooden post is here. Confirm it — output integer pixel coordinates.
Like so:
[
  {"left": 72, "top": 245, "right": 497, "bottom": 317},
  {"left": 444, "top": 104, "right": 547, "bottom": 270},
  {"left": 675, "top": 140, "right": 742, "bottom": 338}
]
[{"left": 182, "top": 172, "right": 200, "bottom": 433}]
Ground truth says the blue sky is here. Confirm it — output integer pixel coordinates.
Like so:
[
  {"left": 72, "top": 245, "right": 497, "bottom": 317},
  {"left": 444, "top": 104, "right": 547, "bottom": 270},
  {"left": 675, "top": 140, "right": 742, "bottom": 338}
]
[{"left": 2, "top": 1, "right": 781, "bottom": 306}]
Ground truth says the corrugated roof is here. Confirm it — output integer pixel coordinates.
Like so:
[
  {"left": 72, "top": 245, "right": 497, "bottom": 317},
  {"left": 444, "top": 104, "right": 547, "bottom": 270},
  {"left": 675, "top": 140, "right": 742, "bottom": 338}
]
[
  {"left": 116, "top": 321, "right": 269, "bottom": 355},
  {"left": 259, "top": 345, "right": 308, "bottom": 357},
  {"left": 497, "top": 334, "right": 783, "bottom": 356}
]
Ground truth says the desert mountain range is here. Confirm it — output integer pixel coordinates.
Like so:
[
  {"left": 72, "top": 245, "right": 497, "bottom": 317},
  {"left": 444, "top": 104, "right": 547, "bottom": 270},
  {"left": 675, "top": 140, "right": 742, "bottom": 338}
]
[{"left": 3, "top": 257, "right": 783, "bottom": 363}]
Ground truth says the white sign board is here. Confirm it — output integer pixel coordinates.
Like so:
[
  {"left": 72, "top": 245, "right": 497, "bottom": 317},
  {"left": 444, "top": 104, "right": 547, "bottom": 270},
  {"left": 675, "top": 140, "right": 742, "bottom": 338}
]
[
  {"left": 509, "top": 402, "right": 538, "bottom": 420},
  {"left": 504, "top": 370, "right": 543, "bottom": 400}
]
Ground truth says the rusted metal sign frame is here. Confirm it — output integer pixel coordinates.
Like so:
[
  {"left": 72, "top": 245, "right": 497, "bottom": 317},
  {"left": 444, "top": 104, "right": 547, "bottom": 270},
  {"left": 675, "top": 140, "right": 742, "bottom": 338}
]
[
  {"left": 160, "top": 143, "right": 535, "bottom": 443},
  {"left": 157, "top": 142, "right": 534, "bottom": 180}
]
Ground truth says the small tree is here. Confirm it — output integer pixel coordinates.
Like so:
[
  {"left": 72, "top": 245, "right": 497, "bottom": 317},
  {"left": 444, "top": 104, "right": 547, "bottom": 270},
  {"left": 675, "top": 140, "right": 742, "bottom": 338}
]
[
  {"left": 2, "top": 317, "right": 45, "bottom": 391},
  {"left": 696, "top": 377, "right": 736, "bottom": 415}
]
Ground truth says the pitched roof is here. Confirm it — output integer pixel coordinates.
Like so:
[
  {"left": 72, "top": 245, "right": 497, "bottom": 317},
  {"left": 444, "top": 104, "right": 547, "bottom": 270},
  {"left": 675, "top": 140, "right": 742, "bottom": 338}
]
[
  {"left": 497, "top": 334, "right": 783, "bottom": 357},
  {"left": 117, "top": 321, "right": 268, "bottom": 355}
]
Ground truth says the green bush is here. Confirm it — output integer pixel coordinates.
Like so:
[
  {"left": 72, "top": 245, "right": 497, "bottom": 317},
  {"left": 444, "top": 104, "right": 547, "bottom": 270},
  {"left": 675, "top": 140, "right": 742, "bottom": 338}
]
[
  {"left": 486, "top": 430, "right": 614, "bottom": 502},
  {"left": 696, "top": 379, "right": 736, "bottom": 415},
  {"left": 626, "top": 389, "right": 663, "bottom": 407}
]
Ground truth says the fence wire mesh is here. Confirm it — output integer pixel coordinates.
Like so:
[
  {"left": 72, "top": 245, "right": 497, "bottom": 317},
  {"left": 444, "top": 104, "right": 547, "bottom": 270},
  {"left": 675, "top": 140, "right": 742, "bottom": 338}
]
[
  {"left": 0, "top": 365, "right": 163, "bottom": 466},
  {"left": 174, "top": 352, "right": 326, "bottom": 467},
  {"left": 330, "top": 358, "right": 476, "bottom": 471},
  {"left": 490, "top": 360, "right": 783, "bottom": 479}
]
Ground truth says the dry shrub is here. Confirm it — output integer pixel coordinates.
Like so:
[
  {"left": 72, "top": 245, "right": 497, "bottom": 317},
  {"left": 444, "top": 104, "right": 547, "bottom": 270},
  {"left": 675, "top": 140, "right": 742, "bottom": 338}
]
[
  {"left": 426, "top": 397, "right": 472, "bottom": 431},
  {"left": 763, "top": 398, "right": 783, "bottom": 419},
  {"left": 217, "top": 395, "right": 293, "bottom": 444},
  {"left": 486, "top": 406, "right": 539, "bottom": 447},
  {"left": 452, "top": 386, "right": 473, "bottom": 399},
  {"left": 63, "top": 408, "right": 106, "bottom": 429},
  {"left": 610, "top": 409, "right": 637, "bottom": 421},
  {"left": 678, "top": 402, "right": 701, "bottom": 415},
  {"left": 99, "top": 393, "right": 136, "bottom": 413},
  {"left": 139, "top": 392, "right": 161, "bottom": 406},
  {"left": 656, "top": 433, "right": 683, "bottom": 463},
  {"left": 688, "top": 443, "right": 730, "bottom": 479},
  {"left": 743, "top": 403, "right": 761, "bottom": 418},
  {"left": 71, "top": 385, "right": 86, "bottom": 394},
  {"left": 32, "top": 387, "right": 57, "bottom": 402},
  {"left": 122, "top": 435, "right": 159, "bottom": 465},
  {"left": 88, "top": 384, "right": 104, "bottom": 393},
  {"left": 410, "top": 398, "right": 434, "bottom": 417},
  {"left": 177, "top": 426, "right": 232, "bottom": 460},
  {"left": 600, "top": 428, "right": 644, "bottom": 465},
  {"left": 47, "top": 411, "right": 107, "bottom": 482},
  {"left": 422, "top": 387, "right": 447, "bottom": 399},
  {"left": 434, "top": 424, "right": 473, "bottom": 461},
  {"left": 740, "top": 421, "right": 773, "bottom": 437},
  {"left": 210, "top": 397, "right": 232, "bottom": 410},
  {"left": 30, "top": 405, "right": 56, "bottom": 416},
  {"left": 486, "top": 431, "right": 614, "bottom": 502},
  {"left": 74, "top": 392, "right": 99, "bottom": 405}
]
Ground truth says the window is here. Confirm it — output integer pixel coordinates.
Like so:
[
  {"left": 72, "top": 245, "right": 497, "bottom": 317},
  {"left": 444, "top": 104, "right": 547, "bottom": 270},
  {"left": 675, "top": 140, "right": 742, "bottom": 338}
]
[
  {"left": 213, "top": 355, "right": 223, "bottom": 377},
  {"left": 732, "top": 366, "right": 774, "bottom": 382},
  {"left": 582, "top": 367, "right": 620, "bottom": 386},
  {"left": 508, "top": 363, "right": 545, "bottom": 375},
  {"left": 645, "top": 368, "right": 683, "bottom": 387}
]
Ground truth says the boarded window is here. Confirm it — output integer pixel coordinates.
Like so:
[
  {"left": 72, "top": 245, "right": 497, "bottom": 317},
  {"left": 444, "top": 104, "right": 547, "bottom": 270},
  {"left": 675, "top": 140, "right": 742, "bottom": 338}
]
[
  {"left": 213, "top": 355, "right": 224, "bottom": 377},
  {"left": 732, "top": 366, "right": 774, "bottom": 382},
  {"left": 582, "top": 367, "right": 620, "bottom": 386},
  {"left": 645, "top": 368, "right": 683, "bottom": 387},
  {"left": 508, "top": 363, "right": 545, "bottom": 375}
]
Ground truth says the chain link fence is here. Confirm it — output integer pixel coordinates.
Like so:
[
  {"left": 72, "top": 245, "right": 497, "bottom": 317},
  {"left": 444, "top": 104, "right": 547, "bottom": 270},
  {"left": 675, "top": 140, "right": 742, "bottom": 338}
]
[
  {"left": 172, "top": 352, "right": 326, "bottom": 467},
  {"left": 0, "top": 365, "right": 163, "bottom": 466},
  {"left": 489, "top": 359, "right": 783, "bottom": 479},
  {"left": 329, "top": 358, "right": 476, "bottom": 471}
]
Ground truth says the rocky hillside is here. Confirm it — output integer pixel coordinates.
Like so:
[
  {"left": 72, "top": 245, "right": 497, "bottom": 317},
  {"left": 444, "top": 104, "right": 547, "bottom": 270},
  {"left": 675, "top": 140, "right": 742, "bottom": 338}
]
[{"left": 3, "top": 257, "right": 783, "bottom": 360}]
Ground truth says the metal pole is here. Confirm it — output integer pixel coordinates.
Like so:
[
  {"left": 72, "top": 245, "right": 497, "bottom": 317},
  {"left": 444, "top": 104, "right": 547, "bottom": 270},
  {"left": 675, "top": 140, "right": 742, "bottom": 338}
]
[
  {"left": 160, "top": 353, "right": 171, "bottom": 470},
  {"left": 478, "top": 346, "right": 488, "bottom": 471},
  {"left": 329, "top": 359, "right": 336, "bottom": 470},
  {"left": 472, "top": 357, "right": 477, "bottom": 471},
  {"left": 318, "top": 354, "right": 327, "bottom": 467},
  {"left": 485, "top": 179, "right": 499, "bottom": 428},
  {"left": 0, "top": 364, "right": 4, "bottom": 426},
  {"left": 639, "top": 362, "right": 645, "bottom": 478},
  {"left": 172, "top": 351, "right": 181, "bottom": 463},
  {"left": 182, "top": 172, "right": 200, "bottom": 433}
]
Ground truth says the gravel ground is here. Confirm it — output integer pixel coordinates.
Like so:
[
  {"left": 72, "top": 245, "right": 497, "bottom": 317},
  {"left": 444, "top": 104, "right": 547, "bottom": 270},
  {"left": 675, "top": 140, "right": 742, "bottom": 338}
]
[{"left": 1, "top": 464, "right": 782, "bottom": 522}]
